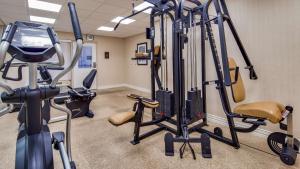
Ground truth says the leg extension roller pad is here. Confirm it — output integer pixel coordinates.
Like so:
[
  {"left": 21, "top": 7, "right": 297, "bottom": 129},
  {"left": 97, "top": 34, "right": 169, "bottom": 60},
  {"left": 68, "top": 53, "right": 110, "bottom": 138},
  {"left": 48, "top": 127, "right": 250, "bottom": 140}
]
[{"left": 108, "top": 112, "right": 135, "bottom": 126}]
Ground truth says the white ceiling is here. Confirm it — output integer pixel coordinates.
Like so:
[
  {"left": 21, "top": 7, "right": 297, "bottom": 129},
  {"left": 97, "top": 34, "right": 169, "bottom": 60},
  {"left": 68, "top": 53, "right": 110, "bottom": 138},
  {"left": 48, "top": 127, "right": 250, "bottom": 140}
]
[{"left": 0, "top": 0, "right": 150, "bottom": 38}]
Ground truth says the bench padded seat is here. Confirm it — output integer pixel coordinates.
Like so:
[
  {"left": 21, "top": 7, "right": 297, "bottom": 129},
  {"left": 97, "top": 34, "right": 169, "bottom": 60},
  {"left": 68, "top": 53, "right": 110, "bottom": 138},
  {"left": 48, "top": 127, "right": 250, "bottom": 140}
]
[
  {"left": 127, "top": 94, "right": 159, "bottom": 108},
  {"left": 234, "top": 101, "right": 284, "bottom": 123},
  {"left": 108, "top": 111, "right": 135, "bottom": 126}
]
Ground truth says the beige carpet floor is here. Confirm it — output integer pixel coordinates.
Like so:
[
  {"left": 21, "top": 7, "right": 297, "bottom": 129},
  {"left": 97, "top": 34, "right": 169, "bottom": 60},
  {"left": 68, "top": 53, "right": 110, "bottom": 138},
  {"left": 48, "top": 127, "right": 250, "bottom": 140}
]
[{"left": 0, "top": 88, "right": 299, "bottom": 169}]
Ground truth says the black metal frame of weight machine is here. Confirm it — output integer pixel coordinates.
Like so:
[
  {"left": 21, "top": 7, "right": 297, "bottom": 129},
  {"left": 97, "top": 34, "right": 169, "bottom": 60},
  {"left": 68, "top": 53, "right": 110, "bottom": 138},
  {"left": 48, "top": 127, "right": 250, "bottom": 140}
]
[
  {"left": 116, "top": 0, "right": 181, "bottom": 145},
  {"left": 189, "top": 0, "right": 258, "bottom": 149},
  {"left": 115, "top": 0, "right": 257, "bottom": 149}
]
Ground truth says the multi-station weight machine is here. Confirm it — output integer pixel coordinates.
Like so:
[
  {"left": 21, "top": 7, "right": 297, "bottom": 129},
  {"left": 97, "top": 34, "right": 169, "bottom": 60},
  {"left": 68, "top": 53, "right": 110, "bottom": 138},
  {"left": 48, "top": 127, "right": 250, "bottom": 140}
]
[
  {"left": 110, "top": 0, "right": 212, "bottom": 159},
  {"left": 109, "top": 0, "right": 299, "bottom": 165}
]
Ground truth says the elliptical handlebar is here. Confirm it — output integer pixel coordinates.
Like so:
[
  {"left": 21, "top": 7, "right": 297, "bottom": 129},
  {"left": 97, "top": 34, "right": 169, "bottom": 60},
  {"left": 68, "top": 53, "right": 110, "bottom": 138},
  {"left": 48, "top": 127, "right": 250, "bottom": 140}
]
[
  {"left": 0, "top": 24, "right": 17, "bottom": 68},
  {"left": 68, "top": 2, "right": 83, "bottom": 41},
  {"left": 50, "top": 2, "right": 83, "bottom": 88}
]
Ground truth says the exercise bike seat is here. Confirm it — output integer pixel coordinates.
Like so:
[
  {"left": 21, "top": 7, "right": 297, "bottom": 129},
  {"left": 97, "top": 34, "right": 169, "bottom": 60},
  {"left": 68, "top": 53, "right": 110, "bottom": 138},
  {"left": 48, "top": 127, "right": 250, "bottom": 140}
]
[
  {"left": 228, "top": 57, "right": 285, "bottom": 123},
  {"left": 68, "top": 88, "right": 94, "bottom": 98},
  {"left": 54, "top": 69, "right": 97, "bottom": 104},
  {"left": 53, "top": 69, "right": 97, "bottom": 118}
]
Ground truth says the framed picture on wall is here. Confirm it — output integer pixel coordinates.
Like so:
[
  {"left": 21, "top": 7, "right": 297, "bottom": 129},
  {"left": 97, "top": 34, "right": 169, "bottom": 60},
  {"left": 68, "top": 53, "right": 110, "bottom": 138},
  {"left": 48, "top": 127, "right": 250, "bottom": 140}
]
[
  {"left": 136, "top": 42, "right": 148, "bottom": 66},
  {"left": 137, "top": 42, "right": 147, "bottom": 53}
]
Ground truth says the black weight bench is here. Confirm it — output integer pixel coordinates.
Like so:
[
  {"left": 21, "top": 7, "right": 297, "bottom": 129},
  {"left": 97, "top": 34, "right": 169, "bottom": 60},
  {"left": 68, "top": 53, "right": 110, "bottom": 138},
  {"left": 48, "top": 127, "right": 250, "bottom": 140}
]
[{"left": 54, "top": 69, "right": 97, "bottom": 118}]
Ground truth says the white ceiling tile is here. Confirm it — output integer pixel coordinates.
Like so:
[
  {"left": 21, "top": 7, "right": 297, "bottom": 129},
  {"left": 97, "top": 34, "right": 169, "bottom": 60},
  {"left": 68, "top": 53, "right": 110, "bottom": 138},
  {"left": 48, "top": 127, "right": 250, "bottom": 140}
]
[
  {"left": 0, "top": 0, "right": 148, "bottom": 38},
  {"left": 95, "top": 4, "right": 128, "bottom": 17},
  {"left": 70, "top": 0, "right": 104, "bottom": 11},
  {"left": 102, "top": 0, "right": 132, "bottom": 10},
  {"left": 0, "top": 0, "right": 27, "bottom": 7}
]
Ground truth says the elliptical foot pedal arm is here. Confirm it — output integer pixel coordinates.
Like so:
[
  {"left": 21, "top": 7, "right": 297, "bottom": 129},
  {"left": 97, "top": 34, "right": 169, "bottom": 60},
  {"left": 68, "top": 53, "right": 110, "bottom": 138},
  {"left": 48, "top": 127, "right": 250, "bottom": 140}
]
[{"left": 53, "top": 132, "right": 74, "bottom": 169}]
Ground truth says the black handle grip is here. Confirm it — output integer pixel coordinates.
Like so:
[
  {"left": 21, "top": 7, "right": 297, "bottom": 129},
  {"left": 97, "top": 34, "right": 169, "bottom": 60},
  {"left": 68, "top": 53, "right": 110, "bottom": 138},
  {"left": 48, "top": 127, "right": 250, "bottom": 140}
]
[
  {"left": 47, "top": 27, "right": 60, "bottom": 45},
  {"left": 249, "top": 68, "right": 258, "bottom": 80},
  {"left": 46, "top": 66, "right": 64, "bottom": 70},
  {"left": 245, "top": 66, "right": 258, "bottom": 80},
  {"left": 2, "top": 63, "right": 26, "bottom": 81},
  {"left": 68, "top": 2, "right": 83, "bottom": 40},
  {"left": 2, "top": 24, "right": 17, "bottom": 43}
]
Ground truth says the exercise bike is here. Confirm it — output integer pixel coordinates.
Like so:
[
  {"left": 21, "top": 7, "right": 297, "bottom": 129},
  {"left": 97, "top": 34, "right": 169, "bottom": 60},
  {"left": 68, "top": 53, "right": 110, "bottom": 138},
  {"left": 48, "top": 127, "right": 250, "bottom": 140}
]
[
  {"left": 15, "top": 66, "right": 97, "bottom": 124},
  {"left": 0, "top": 2, "right": 83, "bottom": 169}
]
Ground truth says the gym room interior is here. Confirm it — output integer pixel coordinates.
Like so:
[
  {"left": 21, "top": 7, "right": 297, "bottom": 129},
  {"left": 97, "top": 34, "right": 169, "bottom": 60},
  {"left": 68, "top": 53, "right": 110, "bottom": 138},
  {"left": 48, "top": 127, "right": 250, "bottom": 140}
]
[{"left": 0, "top": 0, "right": 299, "bottom": 169}]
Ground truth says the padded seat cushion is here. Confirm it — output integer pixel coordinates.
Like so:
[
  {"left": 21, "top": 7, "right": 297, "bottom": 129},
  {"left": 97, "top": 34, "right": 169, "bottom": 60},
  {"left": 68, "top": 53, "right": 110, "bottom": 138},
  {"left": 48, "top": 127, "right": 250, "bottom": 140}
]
[
  {"left": 127, "top": 94, "right": 159, "bottom": 108},
  {"left": 108, "top": 111, "right": 135, "bottom": 126},
  {"left": 142, "top": 98, "right": 159, "bottom": 109},
  {"left": 234, "top": 101, "right": 285, "bottom": 123}
]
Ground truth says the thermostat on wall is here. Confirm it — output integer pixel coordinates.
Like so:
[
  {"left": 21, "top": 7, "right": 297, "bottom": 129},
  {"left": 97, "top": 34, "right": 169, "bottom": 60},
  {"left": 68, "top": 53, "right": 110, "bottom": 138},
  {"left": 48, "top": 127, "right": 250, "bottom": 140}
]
[{"left": 86, "top": 34, "right": 94, "bottom": 41}]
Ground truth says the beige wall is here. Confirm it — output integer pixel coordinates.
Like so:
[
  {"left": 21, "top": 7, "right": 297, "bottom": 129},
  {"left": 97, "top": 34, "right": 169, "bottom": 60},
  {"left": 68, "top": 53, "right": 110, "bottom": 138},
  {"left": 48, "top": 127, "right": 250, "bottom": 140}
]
[
  {"left": 0, "top": 30, "right": 126, "bottom": 90},
  {"left": 124, "top": 33, "right": 151, "bottom": 91},
  {"left": 1, "top": 0, "right": 300, "bottom": 137},
  {"left": 122, "top": 0, "right": 300, "bottom": 137},
  {"left": 57, "top": 32, "right": 126, "bottom": 89}
]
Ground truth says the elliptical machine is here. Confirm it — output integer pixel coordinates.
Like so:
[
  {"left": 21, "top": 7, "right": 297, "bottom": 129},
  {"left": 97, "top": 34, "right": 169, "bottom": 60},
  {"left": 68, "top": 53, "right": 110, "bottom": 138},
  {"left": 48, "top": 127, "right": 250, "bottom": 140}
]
[{"left": 0, "top": 2, "right": 83, "bottom": 169}]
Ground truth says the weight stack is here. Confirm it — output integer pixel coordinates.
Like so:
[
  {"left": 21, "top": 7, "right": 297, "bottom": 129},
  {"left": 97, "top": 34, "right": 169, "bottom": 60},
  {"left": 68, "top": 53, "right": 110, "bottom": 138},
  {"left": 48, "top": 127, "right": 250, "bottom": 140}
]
[
  {"left": 156, "top": 90, "right": 175, "bottom": 118},
  {"left": 186, "top": 89, "right": 204, "bottom": 121}
]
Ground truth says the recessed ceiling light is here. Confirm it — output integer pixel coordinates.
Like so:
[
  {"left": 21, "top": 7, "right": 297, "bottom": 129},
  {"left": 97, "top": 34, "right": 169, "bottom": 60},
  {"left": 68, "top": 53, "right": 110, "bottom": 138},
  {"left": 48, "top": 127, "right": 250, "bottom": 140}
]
[
  {"left": 28, "top": 0, "right": 62, "bottom": 13},
  {"left": 30, "top": 15, "right": 56, "bottom": 24},
  {"left": 134, "top": 2, "right": 154, "bottom": 14},
  {"left": 97, "top": 26, "right": 114, "bottom": 32},
  {"left": 111, "top": 17, "right": 136, "bottom": 25}
]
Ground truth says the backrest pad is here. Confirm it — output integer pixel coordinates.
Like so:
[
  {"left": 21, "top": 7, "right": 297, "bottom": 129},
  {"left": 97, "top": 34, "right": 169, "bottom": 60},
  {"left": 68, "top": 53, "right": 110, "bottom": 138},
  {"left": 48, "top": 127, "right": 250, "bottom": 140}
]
[
  {"left": 228, "top": 57, "right": 246, "bottom": 103},
  {"left": 83, "top": 69, "right": 97, "bottom": 89}
]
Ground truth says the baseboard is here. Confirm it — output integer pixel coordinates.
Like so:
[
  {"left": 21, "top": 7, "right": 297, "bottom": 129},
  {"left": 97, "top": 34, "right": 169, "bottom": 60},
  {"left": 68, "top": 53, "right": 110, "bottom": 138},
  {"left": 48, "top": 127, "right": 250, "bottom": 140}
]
[
  {"left": 97, "top": 84, "right": 126, "bottom": 90},
  {"left": 123, "top": 84, "right": 151, "bottom": 93},
  {"left": 97, "top": 83, "right": 151, "bottom": 93},
  {"left": 207, "top": 114, "right": 272, "bottom": 138}
]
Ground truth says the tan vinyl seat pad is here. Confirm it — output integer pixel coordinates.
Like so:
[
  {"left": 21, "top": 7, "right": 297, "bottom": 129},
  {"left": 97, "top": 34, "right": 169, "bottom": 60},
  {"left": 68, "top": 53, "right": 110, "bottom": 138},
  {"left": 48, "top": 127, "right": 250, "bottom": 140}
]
[
  {"left": 142, "top": 99, "right": 159, "bottom": 109},
  {"left": 228, "top": 57, "right": 246, "bottom": 103},
  {"left": 234, "top": 101, "right": 285, "bottom": 123},
  {"left": 154, "top": 46, "right": 160, "bottom": 56},
  {"left": 108, "top": 111, "right": 135, "bottom": 126},
  {"left": 127, "top": 94, "right": 159, "bottom": 109},
  {"left": 127, "top": 94, "right": 140, "bottom": 101}
]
